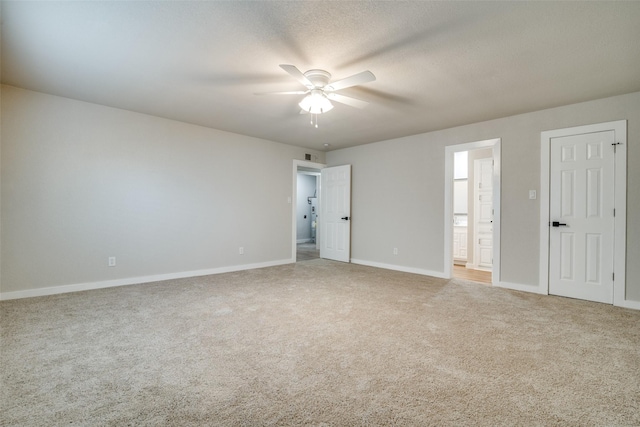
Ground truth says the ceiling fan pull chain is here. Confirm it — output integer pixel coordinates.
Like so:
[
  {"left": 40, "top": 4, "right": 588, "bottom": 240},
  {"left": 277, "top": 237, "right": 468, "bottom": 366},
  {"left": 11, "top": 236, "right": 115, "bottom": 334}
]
[{"left": 316, "top": 109, "right": 323, "bottom": 128}]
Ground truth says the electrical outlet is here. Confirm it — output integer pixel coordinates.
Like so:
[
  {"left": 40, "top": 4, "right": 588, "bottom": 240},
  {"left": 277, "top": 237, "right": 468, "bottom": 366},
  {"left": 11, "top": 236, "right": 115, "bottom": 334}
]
[
  {"left": 393, "top": 248, "right": 398, "bottom": 255},
  {"left": 239, "top": 247, "right": 244, "bottom": 255},
  {"left": 108, "top": 256, "right": 116, "bottom": 267}
]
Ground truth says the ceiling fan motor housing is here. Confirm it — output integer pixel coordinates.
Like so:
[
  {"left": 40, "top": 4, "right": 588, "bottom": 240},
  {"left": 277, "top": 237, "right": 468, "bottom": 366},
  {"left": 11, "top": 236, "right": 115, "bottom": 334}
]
[{"left": 304, "top": 69, "right": 331, "bottom": 88}]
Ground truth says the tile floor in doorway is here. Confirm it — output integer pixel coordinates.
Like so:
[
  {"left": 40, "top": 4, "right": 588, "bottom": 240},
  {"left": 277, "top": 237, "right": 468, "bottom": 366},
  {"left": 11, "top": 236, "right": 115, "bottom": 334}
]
[
  {"left": 296, "top": 242, "right": 320, "bottom": 261},
  {"left": 453, "top": 265, "right": 492, "bottom": 285}
]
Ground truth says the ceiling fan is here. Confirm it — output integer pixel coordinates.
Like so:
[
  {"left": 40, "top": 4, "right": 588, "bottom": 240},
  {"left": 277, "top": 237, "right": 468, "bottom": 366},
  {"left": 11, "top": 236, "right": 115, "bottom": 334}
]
[{"left": 256, "top": 64, "right": 376, "bottom": 127}]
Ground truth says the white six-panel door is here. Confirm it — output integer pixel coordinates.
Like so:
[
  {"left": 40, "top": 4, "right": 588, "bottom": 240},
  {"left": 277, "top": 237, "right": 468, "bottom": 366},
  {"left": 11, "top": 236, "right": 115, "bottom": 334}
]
[
  {"left": 474, "top": 158, "right": 493, "bottom": 270},
  {"left": 320, "top": 165, "right": 351, "bottom": 262},
  {"left": 549, "top": 131, "right": 615, "bottom": 303}
]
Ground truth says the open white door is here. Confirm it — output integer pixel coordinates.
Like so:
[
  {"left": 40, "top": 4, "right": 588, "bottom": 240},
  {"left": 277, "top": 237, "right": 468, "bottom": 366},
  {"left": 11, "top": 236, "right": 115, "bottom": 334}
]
[
  {"left": 320, "top": 165, "right": 351, "bottom": 262},
  {"left": 473, "top": 158, "right": 494, "bottom": 270}
]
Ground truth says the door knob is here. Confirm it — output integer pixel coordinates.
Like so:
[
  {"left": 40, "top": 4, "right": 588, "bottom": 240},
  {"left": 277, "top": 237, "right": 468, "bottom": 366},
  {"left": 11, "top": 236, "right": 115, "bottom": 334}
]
[
  {"left": 341, "top": 216, "right": 350, "bottom": 221},
  {"left": 552, "top": 221, "right": 567, "bottom": 227}
]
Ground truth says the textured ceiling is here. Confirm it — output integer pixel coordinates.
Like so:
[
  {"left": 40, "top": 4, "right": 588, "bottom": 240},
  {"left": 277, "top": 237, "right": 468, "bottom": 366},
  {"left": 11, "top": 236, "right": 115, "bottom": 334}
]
[{"left": 2, "top": 1, "right": 640, "bottom": 151}]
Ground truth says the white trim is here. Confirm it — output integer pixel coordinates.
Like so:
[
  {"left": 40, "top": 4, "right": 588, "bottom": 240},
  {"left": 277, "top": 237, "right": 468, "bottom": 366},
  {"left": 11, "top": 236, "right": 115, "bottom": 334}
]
[
  {"left": 540, "top": 120, "right": 627, "bottom": 306},
  {"left": 493, "top": 141, "right": 502, "bottom": 286},
  {"left": 292, "top": 160, "right": 326, "bottom": 262},
  {"left": 612, "top": 123, "right": 627, "bottom": 307},
  {"left": 619, "top": 299, "right": 640, "bottom": 311},
  {"left": 444, "top": 138, "right": 501, "bottom": 284},
  {"left": 0, "top": 259, "right": 293, "bottom": 301},
  {"left": 296, "top": 238, "right": 314, "bottom": 244},
  {"left": 494, "top": 281, "right": 548, "bottom": 295},
  {"left": 351, "top": 259, "right": 447, "bottom": 279},
  {"left": 539, "top": 131, "right": 551, "bottom": 296}
]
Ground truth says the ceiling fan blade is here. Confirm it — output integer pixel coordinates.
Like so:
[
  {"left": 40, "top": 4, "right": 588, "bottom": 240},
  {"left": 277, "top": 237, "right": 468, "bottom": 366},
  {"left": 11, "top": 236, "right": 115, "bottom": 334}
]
[
  {"left": 327, "top": 93, "right": 369, "bottom": 109},
  {"left": 279, "top": 64, "right": 314, "bottom": 89},
  {"left": 327, "top": 70, "right": 375, "bottom": 91},
  {"left": 254, "top": 90, "right": 309, "bottom": 95}
]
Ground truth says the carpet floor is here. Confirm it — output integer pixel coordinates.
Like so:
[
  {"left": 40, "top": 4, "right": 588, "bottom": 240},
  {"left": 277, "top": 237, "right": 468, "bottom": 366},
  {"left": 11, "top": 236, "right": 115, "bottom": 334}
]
[{"left": 1, "top": 259, "right": 639, "bottom": 426}]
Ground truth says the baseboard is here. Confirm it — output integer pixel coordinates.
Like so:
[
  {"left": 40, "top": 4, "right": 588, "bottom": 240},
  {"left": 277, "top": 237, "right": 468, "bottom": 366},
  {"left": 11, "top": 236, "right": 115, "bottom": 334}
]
[
  {"left": 296, "top": 238, "right": 314, "bottom": 244},
  {"left": 619, "top": 298, "right": 640, "bottom": 310},
  {"left": 0, "top": 259, "right": 294, "bottom": 301},
  {"left": 495, "top": 281, "right": 639, "bottom": 310},
  {"left": 493, "top": 281, "right": 548, "bottom": 295},
  {"left": 350, "top": 259, "right": 447, "bottom": 279},
  {"left": 465, "top": 262, "right": 492, "bottom": 272}
]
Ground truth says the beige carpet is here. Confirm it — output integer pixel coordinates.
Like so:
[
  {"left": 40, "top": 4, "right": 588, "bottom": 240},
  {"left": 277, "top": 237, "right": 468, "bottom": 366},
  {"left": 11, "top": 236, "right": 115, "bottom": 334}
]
[{"left": 1, "top": 259, "right": 639, "bottom": 426}]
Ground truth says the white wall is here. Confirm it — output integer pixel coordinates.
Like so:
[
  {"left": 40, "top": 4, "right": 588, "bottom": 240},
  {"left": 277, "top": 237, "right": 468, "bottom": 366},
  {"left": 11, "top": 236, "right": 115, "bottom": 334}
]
[
  {"left": 3, "top": 85, "right": 639, "bottom": 304},
  {"left": 452, "top": 180, "right": 467, "bottom": 215},
  {"left": 327, "top": 91, "right": 640, "bottom": 303},
  {"left": 0, "top": 86, "right": 325, "bottom": 297}
]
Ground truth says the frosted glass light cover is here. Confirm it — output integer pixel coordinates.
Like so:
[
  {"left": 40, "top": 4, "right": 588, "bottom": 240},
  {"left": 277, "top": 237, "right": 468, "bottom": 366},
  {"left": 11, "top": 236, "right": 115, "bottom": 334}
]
[{"left": 299, "top": 91, "right": 333, "bottom": 114}]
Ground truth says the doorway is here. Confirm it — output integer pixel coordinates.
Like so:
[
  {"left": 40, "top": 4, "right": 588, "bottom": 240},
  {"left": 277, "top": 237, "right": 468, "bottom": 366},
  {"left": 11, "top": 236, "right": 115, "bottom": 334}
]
[
  {"left": 296, "top": 171, "right": 320, "bottom": 261},
  {"left": 444, "top": 139, "right": 501, "bottom": 284},
  {"left": 291, "top": 161, "right": 353, "bottom": 263},
  {"left": 292, "top": 160, "right": 325, "bottom": 262}
]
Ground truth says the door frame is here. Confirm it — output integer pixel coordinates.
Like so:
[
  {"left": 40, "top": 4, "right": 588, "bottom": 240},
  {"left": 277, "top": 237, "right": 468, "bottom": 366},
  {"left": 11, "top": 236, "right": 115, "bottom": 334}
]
[
  {"left": 292, "top": 160, "right": 326, "bottom": 262},
  {"left": 444, "top": 138, "right": 501, "bottom": 282},
  {"left": 539, "top": 120, "right": 627, "bottom": 306}
]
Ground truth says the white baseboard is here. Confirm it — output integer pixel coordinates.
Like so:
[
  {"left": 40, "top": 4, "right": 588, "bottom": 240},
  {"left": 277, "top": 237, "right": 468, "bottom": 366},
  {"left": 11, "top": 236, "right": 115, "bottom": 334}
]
[
  {"left": 493, "top": 281, "right": 548, "bottom": 295},
  {"left": 0, "top": 259, "right": 294, "bottom": 301},
  {"left": 296, "top": 238, "right": 314, "bottom": 244},
  {"left": 618, "top": 298, "right": 640, "bottom": 310},
  {"left": 465, "top": 262, "right": 492, "bottom": 272},
  {"left": 496, "top": 281, "right": 639, "bottom": 310},
  {"left": 350, "top": 259, "right": 447, "bottom": 279}
]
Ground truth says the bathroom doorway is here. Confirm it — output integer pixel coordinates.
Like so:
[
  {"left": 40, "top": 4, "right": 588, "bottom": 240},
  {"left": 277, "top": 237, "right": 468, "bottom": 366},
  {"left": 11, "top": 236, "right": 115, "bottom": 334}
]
[
  {"left": 296, "top": 170, "right": 320, "bottom": 261},
  {"left": 292, "top": 160, "right": 325, "bottom": 262},
  {"left": 444, "top": 139, "right": 501, "bottom": 285}
]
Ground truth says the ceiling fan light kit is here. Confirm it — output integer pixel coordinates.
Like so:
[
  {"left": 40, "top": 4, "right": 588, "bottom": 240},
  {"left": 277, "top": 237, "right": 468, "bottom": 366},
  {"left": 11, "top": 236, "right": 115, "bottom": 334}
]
[
  {"left": 256, "top": 64, "right": 376, "bottom": 128},
  {"left": 299, "top": 89, "right": 334, "bottom": 115}
]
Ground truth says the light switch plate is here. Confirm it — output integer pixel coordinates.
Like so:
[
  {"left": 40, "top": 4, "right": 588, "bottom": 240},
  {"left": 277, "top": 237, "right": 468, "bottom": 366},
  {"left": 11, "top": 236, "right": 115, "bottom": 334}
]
[{"left": 529, "top": 190, "right": 537, "bottom": 200}]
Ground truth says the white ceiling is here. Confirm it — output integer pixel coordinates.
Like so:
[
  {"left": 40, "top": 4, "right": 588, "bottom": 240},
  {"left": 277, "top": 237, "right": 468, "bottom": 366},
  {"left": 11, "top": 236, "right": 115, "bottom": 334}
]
[{"left": 2, "top": 1, "right": 640, "bottom": 151}]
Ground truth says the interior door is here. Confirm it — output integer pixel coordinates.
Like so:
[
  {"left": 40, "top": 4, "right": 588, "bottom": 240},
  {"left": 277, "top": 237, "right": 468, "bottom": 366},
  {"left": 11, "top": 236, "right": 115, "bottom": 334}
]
[
  {"left": 474, "top": 158, "right": 493, "bottom": 270},
  {"left": 320, "top": 165, "right": 351, "bottom": 262},
  {"left": 549, "top": 130, "right": 615, "bottom": 303}
]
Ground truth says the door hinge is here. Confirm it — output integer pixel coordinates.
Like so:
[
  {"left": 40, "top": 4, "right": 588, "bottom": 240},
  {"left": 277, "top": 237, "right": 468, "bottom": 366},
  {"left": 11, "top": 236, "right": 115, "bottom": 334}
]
[
  {"left": 612, "top": 272, "right": 615, "bottom": 281},
  {"left": 612, "top": 142, "right": 622, "bottom": 153},
  {"left": 613, "top": 208, "right": 616, "bottom": 217}
]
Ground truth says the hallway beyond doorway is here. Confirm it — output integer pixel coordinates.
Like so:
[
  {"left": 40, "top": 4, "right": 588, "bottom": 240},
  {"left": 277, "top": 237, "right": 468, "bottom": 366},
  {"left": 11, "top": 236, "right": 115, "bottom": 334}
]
[
  {"left": 297, "top": 243, "right": 320, "bottom": 261},
  {"left": 453, "top": 265, "right": 492, "bottom": 285}
]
